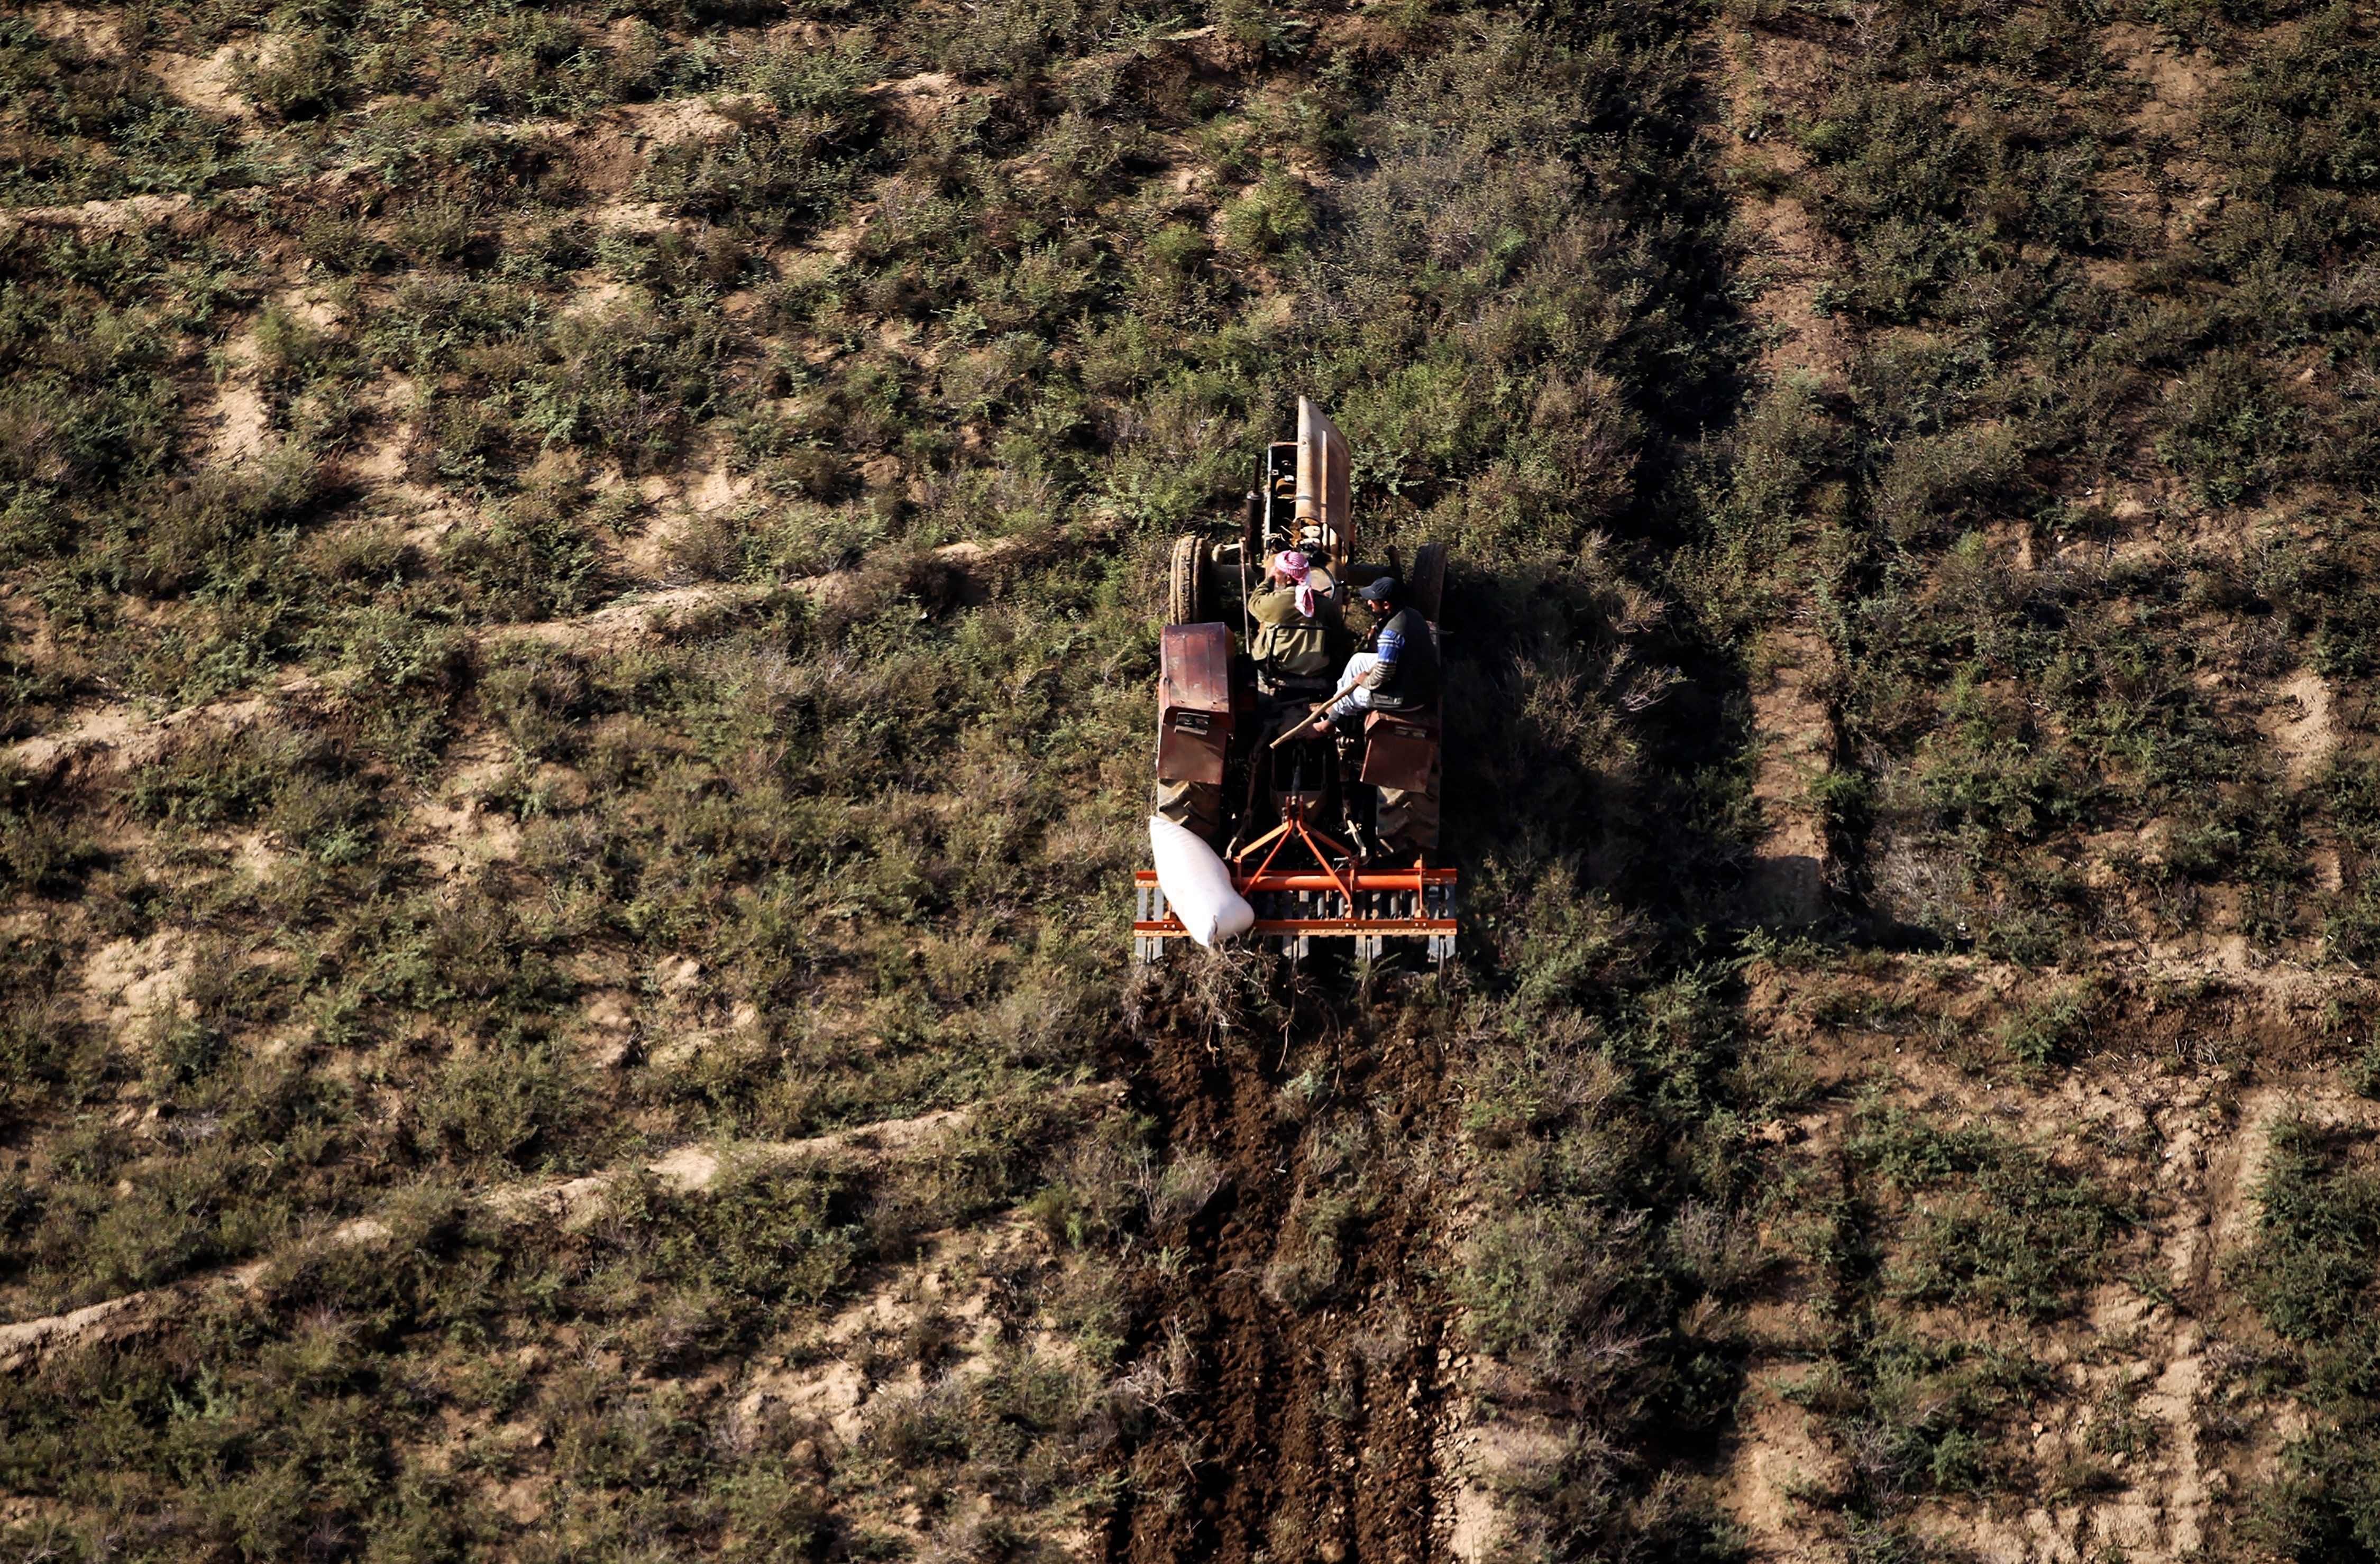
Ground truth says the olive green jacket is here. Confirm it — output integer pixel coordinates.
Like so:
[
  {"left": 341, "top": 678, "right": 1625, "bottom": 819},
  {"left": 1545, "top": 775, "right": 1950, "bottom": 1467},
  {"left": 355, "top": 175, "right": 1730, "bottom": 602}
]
[{"left": 1247, "top": 568, "right": 1339, "bottom": 677}]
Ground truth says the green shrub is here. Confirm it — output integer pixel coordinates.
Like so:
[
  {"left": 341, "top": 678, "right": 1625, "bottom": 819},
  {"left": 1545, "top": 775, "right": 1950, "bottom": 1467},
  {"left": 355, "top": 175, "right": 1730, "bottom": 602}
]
[
  {"left": 0, "top": 19, "right": 236, "bottom": 202},
  {"left": 2236, "top": 1120, "right": 2380, "bottom": 1344},
  {"left": 1850, "top": 1105, "right": 2122, "bottom": 1319},
  {"left": 417, "top": 1037, "right": 587, "bottom": 1168},
  {"left": 241, "top": 33, "right": 345, "bottom": 121},
  {"left": 2157, "top": 355, "right": 2306, "bottom": 506},
  {"left": 442, "top": 500, "right": 608, "bottom": 620},
  {"left": 1218, "top": 167, "right": 1313, "bottom": 258},
  {"left": 2232, "top": 1120, "right": 2380, "bottom": 1561},
  {"left": 1998, "top": 983, "right": 2094, "bottom": 1069}
]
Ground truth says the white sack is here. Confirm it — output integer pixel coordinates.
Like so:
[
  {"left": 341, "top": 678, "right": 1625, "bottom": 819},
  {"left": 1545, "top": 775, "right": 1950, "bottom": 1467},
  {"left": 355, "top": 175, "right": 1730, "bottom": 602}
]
[{"left": 1148, "top": 814, "right": 1255, "bottom": 947}]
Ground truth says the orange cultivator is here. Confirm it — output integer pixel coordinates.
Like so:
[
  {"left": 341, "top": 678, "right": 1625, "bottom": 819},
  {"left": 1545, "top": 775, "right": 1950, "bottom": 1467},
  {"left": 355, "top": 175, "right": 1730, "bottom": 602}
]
[{"left": 1132, "top": 850, "right": 1459, "bottom": 962}]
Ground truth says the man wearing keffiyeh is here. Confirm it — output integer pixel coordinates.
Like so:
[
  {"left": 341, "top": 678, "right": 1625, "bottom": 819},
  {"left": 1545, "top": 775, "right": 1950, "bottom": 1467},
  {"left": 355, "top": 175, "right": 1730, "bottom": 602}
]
[{"left": 1246, "top": 549, "right": 1338, "bottom": 679}]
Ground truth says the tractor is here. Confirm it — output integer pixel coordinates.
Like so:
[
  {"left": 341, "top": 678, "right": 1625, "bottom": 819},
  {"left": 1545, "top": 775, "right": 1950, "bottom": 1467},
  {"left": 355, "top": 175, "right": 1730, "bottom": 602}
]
[{"left": 1132, "top": 398, "right": 1457, "bottom": 963}]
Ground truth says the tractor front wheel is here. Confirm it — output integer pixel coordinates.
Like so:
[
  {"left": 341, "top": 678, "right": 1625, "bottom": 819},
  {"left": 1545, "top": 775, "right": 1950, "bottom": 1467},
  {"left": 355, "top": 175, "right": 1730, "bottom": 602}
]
[{"left": 1167, "top": 535, "right": 1210, "bottom": 624}]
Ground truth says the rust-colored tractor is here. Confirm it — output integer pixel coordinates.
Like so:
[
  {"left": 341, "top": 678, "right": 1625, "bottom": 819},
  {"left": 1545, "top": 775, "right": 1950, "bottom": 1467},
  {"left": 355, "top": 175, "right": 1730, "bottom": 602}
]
[{"left": 1133, "top": 399, "right": 1457, "bottom": 962}]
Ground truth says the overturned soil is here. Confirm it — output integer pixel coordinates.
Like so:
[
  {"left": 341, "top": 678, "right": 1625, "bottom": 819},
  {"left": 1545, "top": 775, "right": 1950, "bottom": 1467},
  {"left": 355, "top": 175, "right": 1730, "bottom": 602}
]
[{"left": 1099, "top": 990, "right": 1450, "bottom": 1564}]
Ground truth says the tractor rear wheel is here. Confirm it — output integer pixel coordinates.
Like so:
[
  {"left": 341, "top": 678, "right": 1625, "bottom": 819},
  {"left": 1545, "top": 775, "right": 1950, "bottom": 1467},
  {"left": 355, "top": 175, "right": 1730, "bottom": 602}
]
[
  {"left": 1167, "top": 535, "right": 1209, "bottom": 624},
  {"left": 1409, "top": 542, "right": 1446, "bottom": 622},
  {"left": 1155, "top": 778, "right": 1225, "bottom": 845},
  {"left": 1375, "top": 753, "right": 1441, "bottom": 857}
]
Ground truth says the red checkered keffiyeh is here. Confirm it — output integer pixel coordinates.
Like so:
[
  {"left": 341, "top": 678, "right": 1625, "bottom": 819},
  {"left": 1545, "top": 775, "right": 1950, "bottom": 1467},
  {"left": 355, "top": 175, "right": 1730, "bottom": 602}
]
[{"left": 1277, "top": 550, "right": 1318, "bottom": 618}]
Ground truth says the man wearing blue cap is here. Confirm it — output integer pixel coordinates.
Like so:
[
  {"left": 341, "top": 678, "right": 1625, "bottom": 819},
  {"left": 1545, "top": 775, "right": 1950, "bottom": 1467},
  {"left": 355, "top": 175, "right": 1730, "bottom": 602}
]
[{"left": 1298, "top": 574, "right": 1439, "bottom": 737}]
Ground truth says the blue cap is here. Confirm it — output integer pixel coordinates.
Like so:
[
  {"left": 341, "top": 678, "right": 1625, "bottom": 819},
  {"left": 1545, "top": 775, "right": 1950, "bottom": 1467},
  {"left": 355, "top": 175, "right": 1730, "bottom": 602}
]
[{"left": 1357, "top": 576, "right": 1403, "bottom": 603}]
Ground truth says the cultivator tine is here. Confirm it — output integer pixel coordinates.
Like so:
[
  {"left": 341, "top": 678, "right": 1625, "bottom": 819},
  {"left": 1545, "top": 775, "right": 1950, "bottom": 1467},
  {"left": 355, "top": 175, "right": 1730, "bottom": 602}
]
[
  {"left": 1133, "top": 880, "right": 1173, "bottom": 964},
  {"left": 1136, "top": 863, "right": 1456, "bottom": 963}
]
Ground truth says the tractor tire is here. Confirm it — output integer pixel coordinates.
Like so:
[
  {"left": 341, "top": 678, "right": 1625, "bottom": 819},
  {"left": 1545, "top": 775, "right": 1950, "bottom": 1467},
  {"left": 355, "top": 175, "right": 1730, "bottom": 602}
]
[
  {"left": 1375, "top": 754, "right": 1441, "bottom": 858},
  {"left": 1155, "top": 778, "right": 1225, "bottom": 846},
  {"left": 1167, "top": 534, "right": 1209, "bottom": 625},
  {"left": 1409, "top": 542, "right": 1447, "bottom": 622}
]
